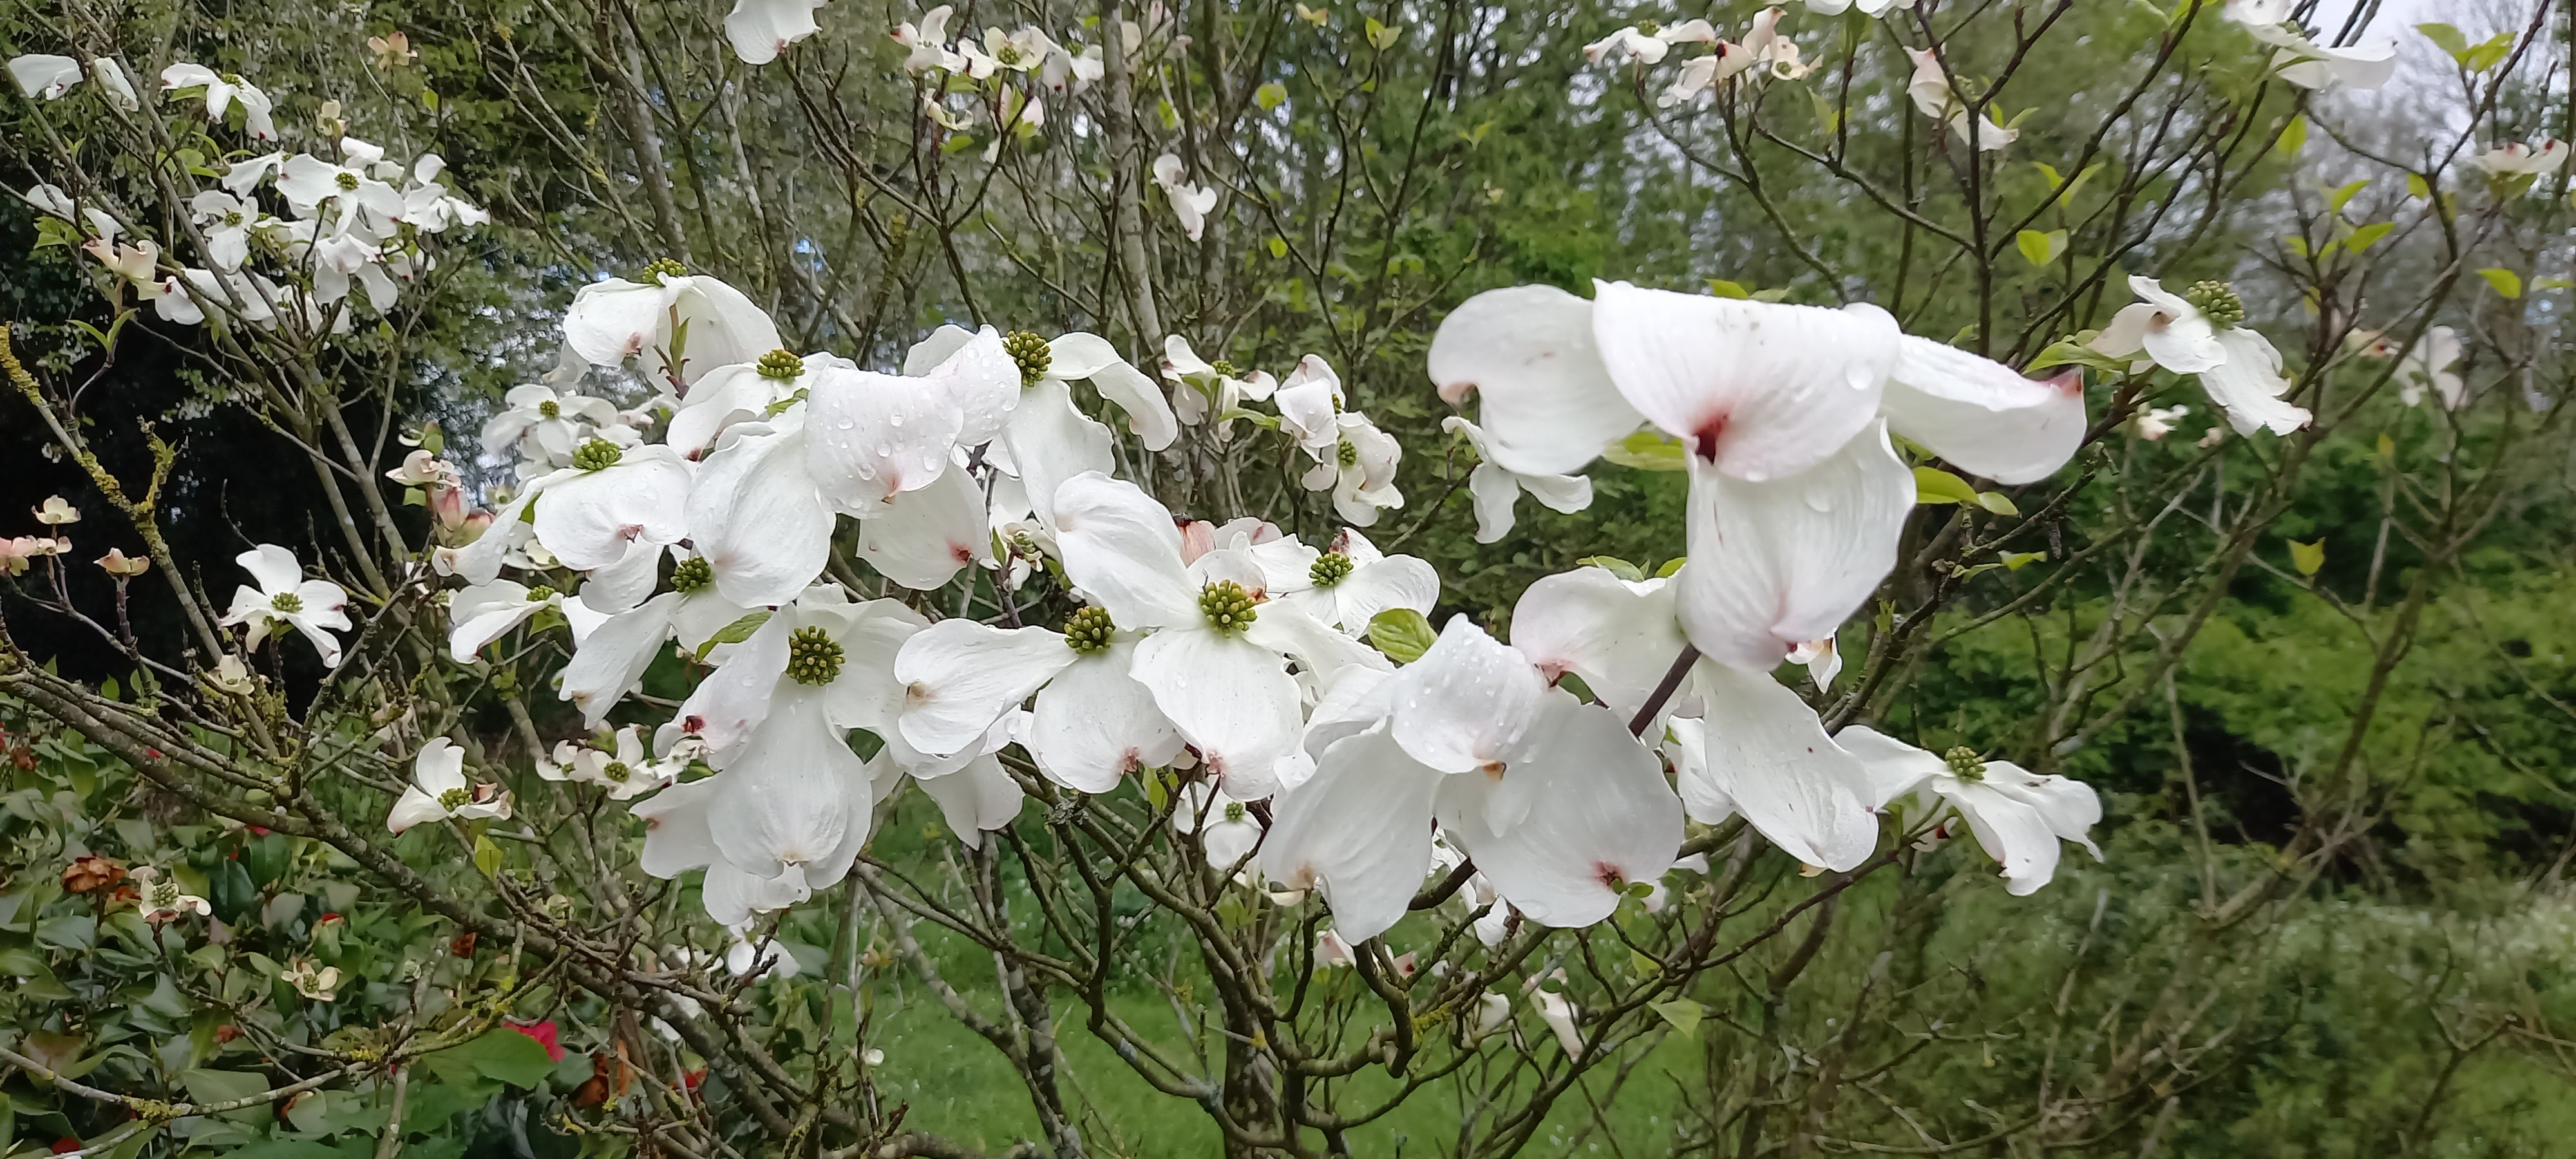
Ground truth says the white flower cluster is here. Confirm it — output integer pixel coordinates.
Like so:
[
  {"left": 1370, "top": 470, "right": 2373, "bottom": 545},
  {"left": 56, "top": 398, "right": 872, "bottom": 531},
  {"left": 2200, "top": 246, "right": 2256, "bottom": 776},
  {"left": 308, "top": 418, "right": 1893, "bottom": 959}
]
[
  {"left": 375, "top": 261, "right": 2109, "bottom": 939},
  {"left": 8, "top": 56, "right": 486, "bottom": 331}
]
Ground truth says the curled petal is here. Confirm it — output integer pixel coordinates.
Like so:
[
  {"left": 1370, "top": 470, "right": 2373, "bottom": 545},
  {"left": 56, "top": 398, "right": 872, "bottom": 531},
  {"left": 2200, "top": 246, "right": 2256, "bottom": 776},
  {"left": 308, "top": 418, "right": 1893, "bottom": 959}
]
[
  {"left": 1426, "top": 285, "right": 1639, "bottom": 476},
  {"left": 1879, "top": 335, "right": 2085, "bottom": 485}
]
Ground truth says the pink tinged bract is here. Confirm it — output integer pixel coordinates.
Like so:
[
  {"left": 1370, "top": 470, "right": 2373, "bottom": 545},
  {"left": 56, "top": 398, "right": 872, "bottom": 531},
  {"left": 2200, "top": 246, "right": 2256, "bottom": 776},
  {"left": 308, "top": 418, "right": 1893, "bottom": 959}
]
[
  {"left": 1589, "top": 282, "right": 1898, "bottom": 482},
  {"left": 1027, "top": 641, "right": 1184, "bottom": 792},
  {"left": 687, "top": 421, "right": 835, "bottom": 608},
  {"left": 803, "top": 364, "right": 965, "bottom": 513},
  {"left": 1388, "top": 616, "right": 1548, "bottom": 776},
  {"left": 894, "top": 620, "right": 1081, "bottom": 757},
  {"left": 1259, "top": 724, "right": 1444, "bottom": 944},
  {"left": 534, "top": 445, "right": 693, "bottom": 570},
  {"left": 1432, "top": 691, "right": 1681, "bottom": 928},
  {"left": 915, "top": 755, "right": 1026, "bottom": 849},
  {"left": 1132, "top": 627, "right": 1303, "bottom": 800},
  {"left": 1676, "top": 421, "right": 1913, "bottom": 672},
  {"left": 854, "top": 462, "right": 992, "bottom": 590},
  {"left": 1510, "top": 567, "right": 1686, "bottom": 722},
  {"left": 706, "top": 684, "right": 869, "bottom": 883},
  {"left": 1687, "top": 662, "right": 1880, "bottom": 871},
  {"left": 1425, "top": 285, "right": 1642, "bottom": 476},
  {"left": 1050, "top": 472, "right": 1200, "bottom": 628},
  {"left": 1878, "top": 335, "right": 2087, "bottom": 485}
]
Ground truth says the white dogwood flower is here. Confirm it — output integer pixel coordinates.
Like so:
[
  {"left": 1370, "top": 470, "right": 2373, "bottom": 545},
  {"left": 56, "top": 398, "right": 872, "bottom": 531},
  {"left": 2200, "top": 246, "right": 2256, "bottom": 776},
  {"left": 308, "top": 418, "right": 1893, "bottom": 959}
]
[
  {"left": 1150, "top": 153, "right": 1218, "bottom": 242},
  {"left": 564, "top": 265, "right": 783, "bottom": 389},
  {"left": 2090, "top": 276, "right": 2309, "bottom": 436},
  {"left": 388, "top": 739, "right": 514, "bottom": 833},
  {"left": 218, "top": 544, "right": 352, "bottom": 667},
  {"left": 726, "top": 0, "right": 827, "bottom": 64},
  {"left": 1838, "top": 727, "right": 2102, "bottom": 895},
  {"left": 160, "top": 64, "right": 278, "bottom": 140}
]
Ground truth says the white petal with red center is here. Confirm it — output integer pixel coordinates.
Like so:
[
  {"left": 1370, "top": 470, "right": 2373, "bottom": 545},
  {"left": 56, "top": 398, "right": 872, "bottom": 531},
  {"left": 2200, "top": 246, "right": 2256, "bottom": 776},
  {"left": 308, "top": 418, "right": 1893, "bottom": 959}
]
[
  {"left": 1051, "top": 472, "right": 1200, "bottom": 629},
  {"left": 854, "top": 462, "right": 991, "bottom": 590},
  {"left": 1589, "top": 281, "right": 1896, "bottom": 482},
  {"left": 1690, "top": 662, "right": 1879, "bottom": 871},
  {"left": 1388, "top": 615, "right": 1548, "bottom": 775},
  {"left": 687, "top": 422, "right": 835, "bottom": 608},
  {"left": 1676, "top": 422, "right": 1912, "bottom": 672},
  {"left": 1260, "top": 724, "right": 1444, "bottom": 943},
  {"left": 1433, "top": 692, "right": 1680, "bottom": 927},
  {"left": 894, "top": 620, "right": 1080, "bottom": 757},
  {"left": 1511, "top": 567, "right": 1685, "bottom": 722},
  {"left": 1028, "top": 641, "right": 1183, "bottom": 792},
  {"left": 1132, "top": 627, "right": 1303, "bottom": 799},
  {"left": 804, "top": 364, "right": 966, "bottom": 512},
  {"left": 536, "top": 446, "right": 692, "bottom": 570}
]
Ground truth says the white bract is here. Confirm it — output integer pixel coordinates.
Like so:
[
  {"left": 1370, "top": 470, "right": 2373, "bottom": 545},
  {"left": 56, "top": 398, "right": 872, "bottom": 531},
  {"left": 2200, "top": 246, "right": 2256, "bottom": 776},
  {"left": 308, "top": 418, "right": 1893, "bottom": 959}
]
[
  {"left": 218, "top": 545, "right": 352, "bottom": 668},
  {"left": 388, "top": 739, "right": 514, "bottom": 833},
  {"left": 2395, "top": 326, "right": 2464, "bottom": 410},
  {"left": 1839, "top": 728, "right": 2102, "bottom": 895},
  {"left": 2090, "top": 276, "right": 2309, "bottom": 436},
  {"left": 565, "top": 266, "right": 784, "bottom": 389},
  {"left": 1150, "top": 154, "right": 1218, "bottom": 242}
]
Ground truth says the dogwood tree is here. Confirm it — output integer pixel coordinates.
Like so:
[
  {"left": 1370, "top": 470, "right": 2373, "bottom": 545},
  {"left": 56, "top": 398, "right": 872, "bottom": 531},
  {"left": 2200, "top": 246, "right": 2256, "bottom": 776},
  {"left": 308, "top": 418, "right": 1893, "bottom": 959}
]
[{"left": 3, "top": 0, "right": 2571, "bottom": 1154}]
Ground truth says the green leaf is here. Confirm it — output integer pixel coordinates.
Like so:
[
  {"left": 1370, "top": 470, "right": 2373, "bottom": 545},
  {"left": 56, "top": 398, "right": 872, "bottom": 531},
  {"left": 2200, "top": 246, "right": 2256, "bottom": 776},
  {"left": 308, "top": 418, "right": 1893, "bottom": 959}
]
[
  {"left": 1364, "top": 16, "right": 1399, "bottom": 48},
  {"left": 1255, "top": 81, "right": 1287, "bottom": 111},
  {"left": 1266, "top": 236, "right": 1287, "bottom": 258},
  {"left": 2015, "top": 229, "right": 2067, "bottom": 268},
  {"left": 2275, "top": 114, "right": 2306, "bottom": 159},
  {"left": 1655, "top": 556, "right": 1687, "bottom": 579},
  {"left": 2026, "top": 340, "right": 2132, "bottom": 374},
  {"left": 2463, "top": 32, "right": 2514, "bottom": 73},
  {"left": 2345, "top": 221, "right": 2394, "bottom": 253},
  {"left": 1808, "top": 88, "right": 1841, "bottom": 135},
  {"left": 2032, "top": 162, "right": 2063, "bottom": 189},
  {"left": 1367, "top": 608, "right": 1437, "bottom": 664},
  {"left": 180, "top": 1068, "right": 272, "bottom": 1123},
  {"left": 2000, "top": 551, "right": 2047, "bottom": 571},
  {"left": 1601, "top": 429, "right": 1687, "bottom": 471},
  {"left": 472, "top": 833, "right": 503, "bottom": 878},
  {"left": 2416, "top": 22, "right": 2469, "bottom": 59},
  {"left": 2327, "top": 178, "right": 2371, "bottom": 214},
  {"left": 2405, "top": 173, "right": 2432, "bottom": 200},
  {"left": 1975, "top": 491, "right": 2020, "bottom": 516},
  {"left": 1704, "top": 278, "right": 1752, "bottom": 299},
  {"left": 1651, "top": 999, "right": 1705, "bottom": 1040},
  {"left": 1577, "top": 556, "right": 1646, "bottom": 583},
  {"left": 1912, "top": 467, "right": 1979, "bottom": 506},
  {"left": 2478, "top": 267, "right": 2523, "bottom": 299},
  {"left": 422, "top": 1030, "right": 558, "bottom": 1089},
  {"left": 2289, "top": 538, "right": 2325, "bottom": 576},
  {"left": 696, "top": 610, "right": 773, "bottom": 661}
]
